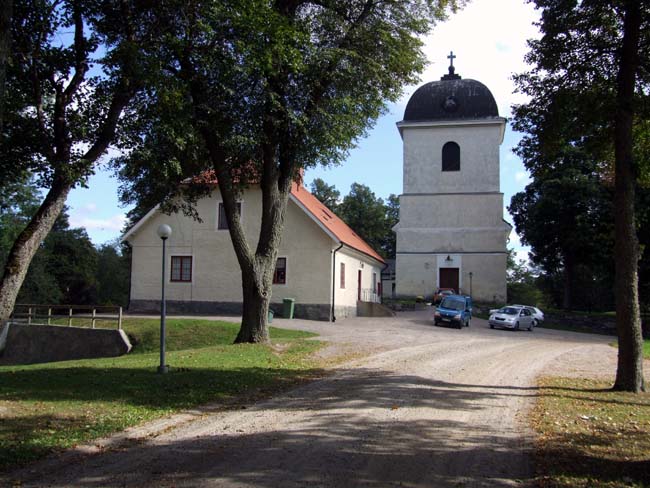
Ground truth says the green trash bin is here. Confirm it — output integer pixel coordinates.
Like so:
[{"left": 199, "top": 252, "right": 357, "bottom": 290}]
[
  {"left": 268, "top": 309, "right": 274, "bottom": 323},
  {"left": 283, "top": 298, "right": 295, "bottom": 319}
]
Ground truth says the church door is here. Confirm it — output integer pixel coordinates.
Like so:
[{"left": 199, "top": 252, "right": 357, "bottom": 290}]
[{"left": 440, "top": 268, "right": 459, "bottom": 292}]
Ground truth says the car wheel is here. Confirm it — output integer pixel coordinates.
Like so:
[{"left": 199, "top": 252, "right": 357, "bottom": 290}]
[
  {"left": 515, "top": 321, "right": 520, "bottom": 331},
  {"left": 490, "top": 324, "right": 494, "bottom": 329},
  {"left": 457, "top": 321, "right": 462, "bottom": 329},
  {"left": 529, "top": 319, "right": 537, "bottom": 331},
  {"left": 466, "top": 319, "right": 470, "bottom": 328}
]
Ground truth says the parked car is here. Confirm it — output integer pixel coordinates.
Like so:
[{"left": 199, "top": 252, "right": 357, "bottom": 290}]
[
  {"left": 433, "top": 288, "right": 455, "bottom": 304},
  {"left": 489, "top": 305, "right": 544, "bottom": 325},
  {"left": 512, "top": 305, "right": 544, "bottom": 324},
  {"left": 434, "top": 294, "right": 472, "bottom": 329},
  {"left": 489, "top": 305, "right": 535, "bottom": 331}
]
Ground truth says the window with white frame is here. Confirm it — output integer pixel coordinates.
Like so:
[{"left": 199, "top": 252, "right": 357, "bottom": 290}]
[{"left": 171, "top": 256, "right": 192, "bottom": 282}]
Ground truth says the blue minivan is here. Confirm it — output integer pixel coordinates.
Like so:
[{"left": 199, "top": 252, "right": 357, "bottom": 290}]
[{"left": 434, "top": 294, "right": 473, "bottom": 329}]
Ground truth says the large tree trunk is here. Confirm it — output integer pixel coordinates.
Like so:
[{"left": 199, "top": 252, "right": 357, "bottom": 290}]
[
  {"left": 0, "top": 175, "right": 72, "bottom": 324},
  {"left": 237, "top": 259, "right": 273, "bottom": 343},
  {"left": 613, "top": 0, "right": 645, "bottom": 393},
  {"left": 231, "top": 172, "right": 293, "bottom": 344}
]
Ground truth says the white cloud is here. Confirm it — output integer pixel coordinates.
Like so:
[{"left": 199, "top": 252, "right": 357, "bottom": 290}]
[
  {"left": 395, "top": 0, "right": 541, "bottom": 117},
  {"left": 83, "top": 202, "right": 98, "bottom": 212},
  {"left": 70, "top": 213, "right": 127, "bottom": 232},
  {"left": 514, "top": 171, "right": 529, "bottom": 182}
]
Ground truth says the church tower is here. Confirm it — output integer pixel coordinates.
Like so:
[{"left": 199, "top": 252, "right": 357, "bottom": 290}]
[{"left": 394, "top": 53, "right": 511, "bottom": 302}]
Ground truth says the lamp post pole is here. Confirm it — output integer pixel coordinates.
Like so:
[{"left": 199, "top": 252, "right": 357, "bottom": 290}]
[
  {"left": 469, "top": 272, "right": 473, "bottom": 297},
  {"left": 157, "top": 224, "right": 172, "bottom": 374}
]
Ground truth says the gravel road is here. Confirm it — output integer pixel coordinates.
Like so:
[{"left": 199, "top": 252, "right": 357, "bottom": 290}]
[{"left": 5, "top": 310, "right": 624, "bottom": 487}]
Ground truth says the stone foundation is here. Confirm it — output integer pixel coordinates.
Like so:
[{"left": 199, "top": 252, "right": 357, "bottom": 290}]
[{"left": 129, "top": 300, "right": 332, "bottom": 322}]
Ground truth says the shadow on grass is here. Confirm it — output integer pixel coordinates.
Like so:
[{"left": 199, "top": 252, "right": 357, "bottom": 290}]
[{"left": 537, "top": 441, "right": 650, "bottom": 486}]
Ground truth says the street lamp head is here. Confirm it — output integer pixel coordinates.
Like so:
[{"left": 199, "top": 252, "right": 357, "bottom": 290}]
[{"left": 157, "top": 224, "right": 172, "bottom": 240}]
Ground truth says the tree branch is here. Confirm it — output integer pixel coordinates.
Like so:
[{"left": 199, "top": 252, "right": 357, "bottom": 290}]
[{"left": 61, "top": 0, "right": 88, "bottom": 106}]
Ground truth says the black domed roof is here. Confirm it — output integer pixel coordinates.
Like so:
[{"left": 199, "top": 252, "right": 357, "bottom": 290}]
[{"left": 403, "top": 72, "right": 499, "bottom": 122}]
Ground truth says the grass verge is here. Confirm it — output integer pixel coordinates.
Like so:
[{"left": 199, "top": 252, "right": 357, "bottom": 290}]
[
  {"left": 0, "top": 318, "right": 322, "bottom": 472},
  {"left": 532, "top": 377, "right": 650, "bottom": 487}
]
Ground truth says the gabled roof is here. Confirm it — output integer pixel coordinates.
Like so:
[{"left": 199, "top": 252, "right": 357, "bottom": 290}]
[
  {"left": 122, "top": 180, "right": 385, "bottom": 265},
  {"left": 290, "top": 183, "right": 385, "bottom": 264}
]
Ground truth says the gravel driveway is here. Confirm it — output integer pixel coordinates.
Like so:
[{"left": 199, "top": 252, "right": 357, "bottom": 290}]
[{"left": 5, "top": 310, "right": 620, "bottom": 487}]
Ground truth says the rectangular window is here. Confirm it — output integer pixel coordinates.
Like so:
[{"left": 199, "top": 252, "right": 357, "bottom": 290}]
[
  {"left": 372, "top": 272, "right": 377, "bottom": 293},
  {"left": 273, "top": 257, "right": 287, "bottom": 284},
  {"left": 171, "top": 256, "right": 192, "bottom": 282},
  {"left": 340, "top": 262, "right": 346, "bottom": 289},
  {"left": 218, "top": 202, "right": 241, "bottom": 230}
]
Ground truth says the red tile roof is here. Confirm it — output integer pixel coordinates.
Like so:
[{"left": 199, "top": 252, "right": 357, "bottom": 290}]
[{"left": 289, "top": 183, "right": 385, "bottom": 264}]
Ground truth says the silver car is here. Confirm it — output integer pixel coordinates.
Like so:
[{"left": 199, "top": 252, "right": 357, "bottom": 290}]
[
  {"left": 489, "top": 306, "right": 535, "bottom": 331},
  {"left": 512, "top": 305, "right": 544, "bottom": 324}
]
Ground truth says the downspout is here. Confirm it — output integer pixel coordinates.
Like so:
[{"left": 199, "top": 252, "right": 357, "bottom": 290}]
[
  {"left": 331, "top": 243, "right": 344, "bottom": 322},
  {"left": 380, "top": 260, "right": 390, "bottom": 302}
]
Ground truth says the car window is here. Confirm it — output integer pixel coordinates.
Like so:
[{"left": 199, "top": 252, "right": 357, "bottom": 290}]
[
  {"left": 440, "top": 298, "right": 464, "bottom": 311},
  {"left": 501, "top": 307, "right": 519, "bottom": 315}
]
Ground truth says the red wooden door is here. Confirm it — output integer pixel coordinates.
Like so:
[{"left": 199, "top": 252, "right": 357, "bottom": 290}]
[{"left": 439, "top": 268, "right": 459, "bottom": 292}]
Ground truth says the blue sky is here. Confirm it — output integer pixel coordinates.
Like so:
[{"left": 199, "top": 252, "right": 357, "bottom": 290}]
[{"left": 66, "top": 0, "right": 540, "bottom": 261}]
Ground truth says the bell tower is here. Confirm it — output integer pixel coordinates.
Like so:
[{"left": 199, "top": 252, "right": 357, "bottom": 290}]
[{"left": 394, "top": 53, "right": 511, "bottom": 302}]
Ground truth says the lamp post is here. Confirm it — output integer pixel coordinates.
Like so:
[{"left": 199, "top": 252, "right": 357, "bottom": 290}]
[
  {"left": 469, "top": 271, "right": 473, "bottom": 297},
  {"left": 157, "top": 224, "right": 172, "bottom": 374}
]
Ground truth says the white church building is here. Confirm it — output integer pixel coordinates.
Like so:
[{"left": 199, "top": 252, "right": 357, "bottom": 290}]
[{"left": 393, "top": 55, "right": 511, "bottom": 302}]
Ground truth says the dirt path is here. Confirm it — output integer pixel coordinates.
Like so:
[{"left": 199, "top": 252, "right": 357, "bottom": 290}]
[{"left": 5, "top": 311, "right": 621, "bottom": 487}]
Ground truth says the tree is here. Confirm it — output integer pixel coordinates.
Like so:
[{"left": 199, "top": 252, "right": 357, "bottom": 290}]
[
  {"left": 119, "top": 0, "right": 457, "bottom": 343},
  {"left": 0, "top": 1, "right": 145, "bottom": 324},
  {"left": 337, "top": 183, "right": 387, "bottom": 252},
  {"left": 505, "top": 249, "right": 545, "bottom": 307},
  {"left": 0, "top": 0, "right": 11, "bottom": 131},
  {"left": 383, "top": 193, "right": 400, "bottom": 259},
  {"left": 95, "top": 241, "right": 130, "bottom": 307},
  {"left": 508, "top": 162, "right": 614, "bottom": 310},
  {"left": 512, "top": 0, "right": 649, "bottom": 392},
  {"left": 310, "top": 178, "right": 340, "bottom": 211},
  {"left": 1, "top": 179, "right": 99, "bottom": 305}
]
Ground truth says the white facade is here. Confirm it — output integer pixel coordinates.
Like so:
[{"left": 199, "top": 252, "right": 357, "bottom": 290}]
[
  {"left": 394, "top": 118, "right": 510, "bottom": 302},
  {"left": 124, "top": 186, "right": 384, "bottom": 321}
]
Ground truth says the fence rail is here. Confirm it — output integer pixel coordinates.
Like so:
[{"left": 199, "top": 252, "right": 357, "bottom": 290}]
[
  {"left": 360, "top": 289, "right": 381, "bottom": 304},
  {"left": 10, "top": 304, "right": 123, "bottom": 330}
]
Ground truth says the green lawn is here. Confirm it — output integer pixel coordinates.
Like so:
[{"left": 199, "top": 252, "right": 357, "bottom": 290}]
[
  {"left": 0, "top": 318, "right": 322, "bottom": 472},
  {"left": 533, "top": 377, "right": 650, "bottom": 487}
]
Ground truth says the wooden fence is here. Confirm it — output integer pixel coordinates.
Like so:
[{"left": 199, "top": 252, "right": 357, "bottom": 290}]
[{"left": 10, "top": 304, "right": 123, "bottom": 330}]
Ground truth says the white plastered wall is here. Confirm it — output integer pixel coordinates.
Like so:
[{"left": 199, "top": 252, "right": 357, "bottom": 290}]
[
  {"left": 395, "top": 119, "right": 508, "bottom": 302},
  {"left": 127, "top": 188, "right": 333, "bottom": 306},
  {"left": 402, "top": 122, "right": 503, "bottom": 194},
  {"left": 333, "top": 247, "right": 383, "bottom": 312}
]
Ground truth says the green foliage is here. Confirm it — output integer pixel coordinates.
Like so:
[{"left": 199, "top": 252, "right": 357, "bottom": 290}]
[
  {"left": 0, "top": 318, "right": 321, "bottom": 471},
  {"left": 116, "top": 0, "right": 455, "bottom": 243},
  {"left": 506, "top": 249, "right": 546, "bottom": 307},
  {"left": 510, "top": 0, "right": 650, "bottom": 312},
  {"left": 95, "top": 241, "right": 130, "bottom": 307},
  {"left": 0, "top": 179, "right": 130, "bottom": 306},
  {"left": 311, "top": 181, "right": 399, "bottom": 259},
  {"left": 310, "top": 178, "right": 340, "bottom": 211}
]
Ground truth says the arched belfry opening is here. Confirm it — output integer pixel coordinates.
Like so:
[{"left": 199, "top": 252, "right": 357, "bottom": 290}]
[{"left": 442, "top": 141, "right": 460, "bottom": 171}]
